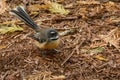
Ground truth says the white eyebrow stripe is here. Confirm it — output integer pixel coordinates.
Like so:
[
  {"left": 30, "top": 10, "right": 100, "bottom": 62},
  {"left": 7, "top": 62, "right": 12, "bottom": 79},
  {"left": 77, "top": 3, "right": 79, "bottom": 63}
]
[
  {"left": 50, "top": 36, "right": 59, "bottom": 40},
  {"left": 50, "top": 31, "right": 56, "bottom": 33}
]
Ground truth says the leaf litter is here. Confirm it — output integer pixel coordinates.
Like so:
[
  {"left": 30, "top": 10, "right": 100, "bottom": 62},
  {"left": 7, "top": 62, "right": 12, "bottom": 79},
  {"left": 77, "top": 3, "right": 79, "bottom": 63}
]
[
  {"left": 0, "top": 0, "right": 7, "bottom": 15},
  {"left": 0, "top": 0, "right": 120, "bottom": 80},
  {"left": 99, "top": 27, "right": 120, "bottom": 52},
  {"left": 0, "top": 25, "right": 23, "bottom": 34}
]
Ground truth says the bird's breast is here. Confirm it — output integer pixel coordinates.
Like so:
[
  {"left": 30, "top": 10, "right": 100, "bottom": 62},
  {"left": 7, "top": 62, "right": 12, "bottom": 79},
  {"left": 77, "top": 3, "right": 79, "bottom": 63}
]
[{"left": 33, "top": 39, "right": 60, "bottom": 50}]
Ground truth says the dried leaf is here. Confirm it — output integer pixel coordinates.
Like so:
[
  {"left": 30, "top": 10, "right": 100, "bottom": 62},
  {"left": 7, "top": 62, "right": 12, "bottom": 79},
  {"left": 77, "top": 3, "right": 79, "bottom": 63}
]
[
  {"left": 89, "top": 47, "right": 105, "bottom": 55},
  {"left": 0, "top": 45, "right": 7, "bottom": 49},
  {"left": 99, "top": 28, "right": 120, "bottom": 51},
  {"left": 23, "top": 71, "right": 51, "bottom": 80},
  {"left": 28, "top": 2, "right": 70, "bottom": 15},
  {"left": 28, "top": 4, "right": 49, "bottom": 11},
  {"left": 23, "top": 71, "right": 65, "bottom": 80},
  {"left": 81, "top": 47, "right": 105, "bottom": 55},
  {"left": 0, "top": 20, "right": 19, "bottom": 25},
  {"left": 104, "top": 1, "right": 120, "bottom": 12},
  {"left": 47, "top": 2, "right": 70, "bottom": 15},
  {"left": 0, "top": 0, "right": 7, "bottom": 15},
  {"left": 95, "top": 55, "right": 108, "bottom": 61},
  {"left": 77, "top": 1, "right": 100, "bottom": 5},
  {"left": 0, "top": 25, "right": 23, "bottom": 34}
]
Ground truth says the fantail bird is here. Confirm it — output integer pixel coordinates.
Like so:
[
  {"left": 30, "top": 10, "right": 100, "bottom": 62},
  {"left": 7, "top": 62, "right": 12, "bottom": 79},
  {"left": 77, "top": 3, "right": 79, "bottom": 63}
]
[{"left": 10, "top": 6, "right": 60, "bottom": 50}]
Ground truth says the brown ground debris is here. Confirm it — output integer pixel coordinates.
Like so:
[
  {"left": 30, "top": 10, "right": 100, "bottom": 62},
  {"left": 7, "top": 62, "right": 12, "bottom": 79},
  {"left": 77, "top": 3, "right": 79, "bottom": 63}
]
[{"left": 0, "top": 0, "right": 120, "bottom": 80}]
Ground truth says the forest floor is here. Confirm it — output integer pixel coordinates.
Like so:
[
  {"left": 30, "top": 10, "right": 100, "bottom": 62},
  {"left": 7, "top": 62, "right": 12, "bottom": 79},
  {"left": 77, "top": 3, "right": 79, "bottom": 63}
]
[{"left": 0, "top": 0, "right": 120, "bottom": 80}]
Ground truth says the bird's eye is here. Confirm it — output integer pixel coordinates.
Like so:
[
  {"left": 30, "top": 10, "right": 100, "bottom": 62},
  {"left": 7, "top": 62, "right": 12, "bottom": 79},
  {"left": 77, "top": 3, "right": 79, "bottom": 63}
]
[{"left": 50, "top": 31, "right": 57, "bottom": 37}]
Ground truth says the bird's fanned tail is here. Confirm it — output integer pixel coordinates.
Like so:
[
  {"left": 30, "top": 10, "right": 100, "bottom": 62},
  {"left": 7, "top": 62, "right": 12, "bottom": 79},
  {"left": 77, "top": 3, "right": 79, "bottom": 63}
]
[{"left": 10, "top": 6, "right": 40, "bottom": 31}]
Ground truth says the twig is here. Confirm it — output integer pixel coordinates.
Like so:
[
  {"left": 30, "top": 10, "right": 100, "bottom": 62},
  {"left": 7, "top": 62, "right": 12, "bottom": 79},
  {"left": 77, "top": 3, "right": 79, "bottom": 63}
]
[
  {"left": 61, "top": 49, "right": 76, "bottom": 66},
  {"left": 49, "top": 75, "right": 65, "bottom": 80},
  {"left": 52, "top": 16, "right": 80, "bottom": 22},
  {"left": 7, "top": 55, "right": 19, "bottom": 65},
  {"left": 61, "top": 39, "right": 84, "bottom": 66},
  {"left": 59, "top": 29, "right": 77, "bottom": 36},
  {"left": 1, "top": 71, "right": 9, "bottom": 80},
  {"left": 76, "top": 40, "right": 84, "bottom": 54},
  {"left": 55, "top": 27, "right": 79, "bottom": 31}
]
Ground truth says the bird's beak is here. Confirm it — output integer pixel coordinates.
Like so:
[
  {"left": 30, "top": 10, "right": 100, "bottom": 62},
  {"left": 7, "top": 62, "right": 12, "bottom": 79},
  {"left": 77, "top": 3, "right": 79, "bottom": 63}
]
[{"left": 49, "top": 36, "right": 59, "bottom": 41}]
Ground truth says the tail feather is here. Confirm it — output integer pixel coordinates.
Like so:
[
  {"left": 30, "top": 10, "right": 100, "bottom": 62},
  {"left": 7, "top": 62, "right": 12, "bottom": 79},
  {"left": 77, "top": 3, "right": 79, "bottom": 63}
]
[{"left": 10, "top": 6, "right": 40, "bottom": 31}]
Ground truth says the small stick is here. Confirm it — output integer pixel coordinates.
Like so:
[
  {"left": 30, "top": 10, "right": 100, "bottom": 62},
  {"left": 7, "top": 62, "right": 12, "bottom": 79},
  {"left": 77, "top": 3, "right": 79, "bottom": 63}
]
[
  {"left": 61, "top": 49, "right": 75, "bottom": 66},
  {"left": 52, "top": 16, "right": 80, "bottom": 22},
  {"left": 61, "top": 39, "right": 84, "bottom": 66}
]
